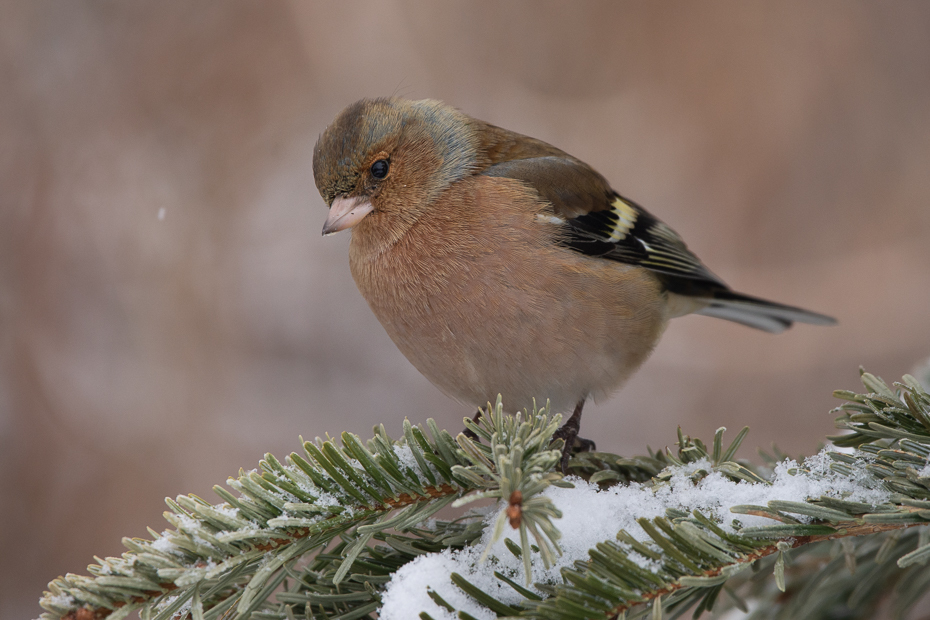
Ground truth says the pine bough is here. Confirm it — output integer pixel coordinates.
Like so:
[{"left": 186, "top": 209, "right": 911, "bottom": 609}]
[{"left": 40, "top": 370, "right": 930, "bottom": 620}]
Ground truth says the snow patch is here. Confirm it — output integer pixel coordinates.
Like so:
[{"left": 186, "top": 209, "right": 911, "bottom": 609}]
[
  {"left": 919, "top": 459, "right": 930, "bottom": 479},
  {"left": 378, "top": 450, "right": 889, "bottom": 619},
  {"left": 151, "top": 534, "right": 178, "bottom": 554}
]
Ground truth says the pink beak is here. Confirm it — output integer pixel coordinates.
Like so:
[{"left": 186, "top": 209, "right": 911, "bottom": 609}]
[{"left": 322, "top": 196, "right": 374, "bottom": 236}]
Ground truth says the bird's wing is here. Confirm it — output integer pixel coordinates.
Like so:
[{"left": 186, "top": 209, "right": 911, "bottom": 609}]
[
  {"left": 480, "top": 155, "right": 728, "bottom": 294},
  {"left": 480, "top": 155, "right": 836, "bottom": 332}
]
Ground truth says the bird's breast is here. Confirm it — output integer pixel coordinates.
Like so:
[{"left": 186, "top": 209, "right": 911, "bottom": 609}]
[{"left": 346, "top": 176, "right": 668, "bottom": 412}]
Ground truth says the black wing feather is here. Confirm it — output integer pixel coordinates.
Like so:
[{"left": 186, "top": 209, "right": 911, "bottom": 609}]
[
  {"left": 481, "top": 155, "right": 726, "bottom": 294},
  {"left": 566, "top": 193, "right": 729, "bottom": 293}
]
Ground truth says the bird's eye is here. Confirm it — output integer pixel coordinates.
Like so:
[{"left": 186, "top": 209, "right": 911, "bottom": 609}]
[{"left": 370, "top": 159, "right": 389, "bottom": 179}]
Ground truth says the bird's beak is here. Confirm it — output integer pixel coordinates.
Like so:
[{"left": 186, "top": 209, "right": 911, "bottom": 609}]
[{"left": 322, "top": 196, "right": 374, "bottom": 236}]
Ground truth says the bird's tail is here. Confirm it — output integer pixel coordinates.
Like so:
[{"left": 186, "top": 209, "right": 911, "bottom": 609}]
[{"left": 693, "top": 290, "right": 837, "bottom": 334}]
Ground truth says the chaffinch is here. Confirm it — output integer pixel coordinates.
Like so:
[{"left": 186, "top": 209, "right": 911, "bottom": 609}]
[{"left": 312, "top": 98, "right": 835, "bottom": 464}]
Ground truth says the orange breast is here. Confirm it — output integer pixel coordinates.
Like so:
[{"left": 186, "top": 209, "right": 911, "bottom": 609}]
[{"left": 348, "top": 175, "right": 669, "bottom": 413}]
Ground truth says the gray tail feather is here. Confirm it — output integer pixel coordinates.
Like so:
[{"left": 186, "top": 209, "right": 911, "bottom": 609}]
[{"left": 694, "top": 290, "right": 837, "bottom": 334}]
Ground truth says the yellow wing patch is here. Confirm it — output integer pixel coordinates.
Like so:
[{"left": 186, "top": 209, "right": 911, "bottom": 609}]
[{"left": 606, "top": 196, "right": 638, "bottom": 241}]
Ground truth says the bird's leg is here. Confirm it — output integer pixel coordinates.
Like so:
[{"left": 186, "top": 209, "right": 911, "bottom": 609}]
[
  {"left": 552, "top": 400, "right": 596, "bottom": 473},
  {"left": 462, "top": 408, "right": 483, "bottom": 440}
]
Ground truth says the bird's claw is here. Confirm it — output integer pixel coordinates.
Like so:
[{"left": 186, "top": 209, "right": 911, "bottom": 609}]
[{"left": 552, "top": 426, "right": 596, "bottom": 474}]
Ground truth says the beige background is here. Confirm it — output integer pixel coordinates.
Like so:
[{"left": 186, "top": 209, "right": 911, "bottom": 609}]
[{"left": 3, "top": 2, "right": 930, "bottom": 618}]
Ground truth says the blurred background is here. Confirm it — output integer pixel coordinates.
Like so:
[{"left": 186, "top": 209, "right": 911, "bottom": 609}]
[{"left": 3, "top": 2, "right": 930, "bottom": 617}]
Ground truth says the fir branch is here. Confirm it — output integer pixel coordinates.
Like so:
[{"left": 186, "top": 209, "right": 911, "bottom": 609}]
[
  {"left": 515, "top": 372, "right": 930, "bottom": 619},
  {"left": 40, "top": 399, "right": 568, "bottom": 620},
  {"left": 38, "top": 370, "right": 930, "bottom": 620},
  {"left": 406, "top": 372, "right": 930, "bottom": 620},
  {"left": 453, "top": 400, "right": 568, "bottom": 581}
]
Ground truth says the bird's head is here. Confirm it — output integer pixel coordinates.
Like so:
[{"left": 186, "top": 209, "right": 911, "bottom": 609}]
[{"left": 312, "top": 98, "right": 479, "bottom": 236}]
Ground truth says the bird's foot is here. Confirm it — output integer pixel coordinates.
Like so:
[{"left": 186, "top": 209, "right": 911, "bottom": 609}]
[
  {"left": 552, "top": 424, "right": 596, "bottom": 473},
  {"left": 552, "top": 399, "right": 594, "bottom": 474},
  {"left": 574, "top": 437, "right": 597, "bottom": 453}
]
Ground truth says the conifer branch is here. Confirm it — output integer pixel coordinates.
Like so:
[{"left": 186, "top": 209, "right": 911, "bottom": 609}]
[
  {"left": 40, "top": 399, "right": 567, "bottom": 620},
  {"left": 38, "top": 370, "right": 930, "bottom": 620}
]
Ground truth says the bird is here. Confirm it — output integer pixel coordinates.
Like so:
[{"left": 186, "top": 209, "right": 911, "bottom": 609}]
[{"left": 312, "top": 97, "right": 836, "bottom": 469}]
